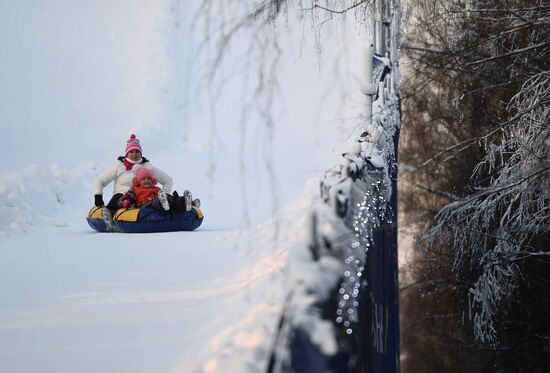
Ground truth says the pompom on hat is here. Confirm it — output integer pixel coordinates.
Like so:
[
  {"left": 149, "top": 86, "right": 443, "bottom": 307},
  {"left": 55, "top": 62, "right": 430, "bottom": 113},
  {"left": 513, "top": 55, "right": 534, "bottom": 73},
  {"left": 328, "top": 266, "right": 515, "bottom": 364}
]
[{"left": 125, "top": 134, "right": 143, "bottom": 155}]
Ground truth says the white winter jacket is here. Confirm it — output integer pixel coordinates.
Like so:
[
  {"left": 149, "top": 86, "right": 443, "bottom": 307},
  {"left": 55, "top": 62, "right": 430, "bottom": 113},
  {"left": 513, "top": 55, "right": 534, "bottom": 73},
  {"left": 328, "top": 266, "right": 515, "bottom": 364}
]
[{"left": 94, "top": 158, "right": 173, "bottom": 196}]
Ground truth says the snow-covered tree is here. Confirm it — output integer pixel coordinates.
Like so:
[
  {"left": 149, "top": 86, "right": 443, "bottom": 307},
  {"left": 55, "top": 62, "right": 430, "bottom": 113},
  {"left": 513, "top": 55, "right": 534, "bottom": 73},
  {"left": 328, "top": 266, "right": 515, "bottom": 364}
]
[{"left": 401, "top": 0, "right": 550, "bottom": 371}]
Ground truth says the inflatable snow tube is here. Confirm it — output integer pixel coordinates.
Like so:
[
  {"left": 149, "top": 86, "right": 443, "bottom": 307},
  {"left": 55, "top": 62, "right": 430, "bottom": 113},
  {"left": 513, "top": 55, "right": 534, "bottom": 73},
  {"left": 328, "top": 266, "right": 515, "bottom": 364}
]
[
  {"left": 87, "top": 206, "right": 109, "bottom": 232},
  {"left": 86, "top": 206, "right": 203, "bottom": 233}
]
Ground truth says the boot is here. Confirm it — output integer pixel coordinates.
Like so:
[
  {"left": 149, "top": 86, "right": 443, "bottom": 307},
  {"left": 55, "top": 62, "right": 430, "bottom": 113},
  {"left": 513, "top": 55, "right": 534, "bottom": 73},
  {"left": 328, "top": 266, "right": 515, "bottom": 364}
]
[
  {"left": 101, "top": 208, "right": 115, "bottom": 232},
  {"left": 167, "top": 191, "right": 178, "bottom": 211},
  {"left": 173, "top": 196, "right": 187, "bottom": 212},
  {"left": 158, "top": 190, "right": 170, "bottom": 211},
  {"left": 183, "top": 190, "right": 192, "bottom": 211}
]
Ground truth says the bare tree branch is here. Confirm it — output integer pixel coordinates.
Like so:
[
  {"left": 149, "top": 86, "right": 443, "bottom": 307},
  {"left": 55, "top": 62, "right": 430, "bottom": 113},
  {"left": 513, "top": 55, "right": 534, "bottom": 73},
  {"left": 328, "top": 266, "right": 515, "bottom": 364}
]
[{"left": 301, "top": 0, "right": 369, "bottom": 15}]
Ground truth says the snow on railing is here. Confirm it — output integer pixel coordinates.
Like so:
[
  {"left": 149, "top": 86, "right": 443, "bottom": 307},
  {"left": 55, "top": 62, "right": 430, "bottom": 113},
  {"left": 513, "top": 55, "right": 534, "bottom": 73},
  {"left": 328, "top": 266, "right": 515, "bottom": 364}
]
[
  {"left": 268, "top": 57, "right": 401, "bottom": 373},
  {"left": 267, "top": 1, "right": 401, "bottom": 371}
]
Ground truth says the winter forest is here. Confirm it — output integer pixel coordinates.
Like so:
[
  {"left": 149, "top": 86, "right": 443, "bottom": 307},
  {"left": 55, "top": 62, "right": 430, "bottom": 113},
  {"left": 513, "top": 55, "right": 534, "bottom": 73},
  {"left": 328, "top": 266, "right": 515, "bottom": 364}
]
[{"left": 1, "top": 0, "right": 549, "bottom": 372}]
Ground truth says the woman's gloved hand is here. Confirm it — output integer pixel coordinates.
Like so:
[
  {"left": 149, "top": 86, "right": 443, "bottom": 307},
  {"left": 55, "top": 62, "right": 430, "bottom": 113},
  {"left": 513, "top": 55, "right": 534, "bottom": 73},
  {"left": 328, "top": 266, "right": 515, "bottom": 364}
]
[{"left": 95, "top": 195, "right": 105, "bottom": 207}]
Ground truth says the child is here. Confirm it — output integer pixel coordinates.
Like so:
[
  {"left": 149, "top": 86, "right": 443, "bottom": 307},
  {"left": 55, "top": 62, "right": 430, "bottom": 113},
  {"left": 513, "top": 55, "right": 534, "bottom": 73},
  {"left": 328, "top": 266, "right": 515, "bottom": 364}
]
[{"left": 118, "top": 167, "right": 198, "bottom": 212}]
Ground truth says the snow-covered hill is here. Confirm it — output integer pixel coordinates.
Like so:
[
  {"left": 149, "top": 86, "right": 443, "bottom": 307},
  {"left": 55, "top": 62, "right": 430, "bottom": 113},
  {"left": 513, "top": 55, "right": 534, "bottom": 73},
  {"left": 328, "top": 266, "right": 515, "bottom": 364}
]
[{"left": 0, "top": 2, "right": 369, "bottom": 372}]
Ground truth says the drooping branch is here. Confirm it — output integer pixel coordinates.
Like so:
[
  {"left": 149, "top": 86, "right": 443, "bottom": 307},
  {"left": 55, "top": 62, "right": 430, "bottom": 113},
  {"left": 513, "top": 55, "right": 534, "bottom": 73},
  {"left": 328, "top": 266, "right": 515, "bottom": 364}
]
[{"left": 301, "top": 0, "right": 369, "bottom": 15}]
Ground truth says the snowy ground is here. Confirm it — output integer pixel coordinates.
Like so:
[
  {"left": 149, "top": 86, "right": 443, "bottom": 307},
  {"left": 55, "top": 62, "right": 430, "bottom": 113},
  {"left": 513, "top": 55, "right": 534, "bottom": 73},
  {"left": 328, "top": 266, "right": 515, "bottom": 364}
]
[
  {"left": 0, "top": 219, "right": 296, "bottom": 373},
  {"left": 1, "top": 228, "right": 247, "bottom": 372},
  {"left": 0, "top": 159, "right": 320, "bottom": 372},
  {"left": 0, "top": 2, "right": 365, "bottom": 372}
]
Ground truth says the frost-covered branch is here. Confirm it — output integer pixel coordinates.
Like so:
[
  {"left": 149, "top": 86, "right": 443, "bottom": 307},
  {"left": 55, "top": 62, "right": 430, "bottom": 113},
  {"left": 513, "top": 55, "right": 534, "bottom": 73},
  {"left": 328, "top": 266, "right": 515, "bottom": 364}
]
[
  {"left": 465, "top": 40, "right": 550, "bottom": 66},
  {"left": 417, "top": 183, "right": 459, "bottom": 201},
  {"left": 403, "top": 0, "right": 550, "bottom": 349}
]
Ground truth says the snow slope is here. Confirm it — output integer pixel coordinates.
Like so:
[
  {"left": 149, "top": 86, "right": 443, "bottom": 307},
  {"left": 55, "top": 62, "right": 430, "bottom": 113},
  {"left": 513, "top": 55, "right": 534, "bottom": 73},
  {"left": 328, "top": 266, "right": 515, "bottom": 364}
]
[
  {"left": 0, "top": 2, "right": 366, "bottom": 372},
  {"left": 0, "top": 160, "right": 320, "bottom": 372}
]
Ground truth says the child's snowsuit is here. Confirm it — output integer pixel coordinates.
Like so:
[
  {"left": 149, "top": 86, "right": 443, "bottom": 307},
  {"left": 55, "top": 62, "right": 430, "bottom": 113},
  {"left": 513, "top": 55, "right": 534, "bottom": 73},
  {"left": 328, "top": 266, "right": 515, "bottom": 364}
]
[
  {"left": 118, "top": 178, "right": 192, "bottom": 212},
  {"left": 118, "top": 178, "right": 166, "bottom": 211}
]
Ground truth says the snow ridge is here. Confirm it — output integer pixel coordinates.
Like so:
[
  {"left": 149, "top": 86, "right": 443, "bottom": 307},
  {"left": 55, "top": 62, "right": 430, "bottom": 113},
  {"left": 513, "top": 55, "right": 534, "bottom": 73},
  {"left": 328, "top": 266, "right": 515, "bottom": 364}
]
[{"left": 0, "top": 163, "right": 95, "bottom": 237}]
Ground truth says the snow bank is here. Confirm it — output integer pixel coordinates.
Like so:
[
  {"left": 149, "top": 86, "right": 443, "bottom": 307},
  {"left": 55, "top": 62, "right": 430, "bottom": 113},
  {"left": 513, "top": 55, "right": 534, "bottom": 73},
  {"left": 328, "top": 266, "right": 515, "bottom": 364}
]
[
  {"left": 178, "top": 179, "right": 329, "bottom": 372},
  {"left": 0, "top": 163, "right": 95, "bottom": 237}
]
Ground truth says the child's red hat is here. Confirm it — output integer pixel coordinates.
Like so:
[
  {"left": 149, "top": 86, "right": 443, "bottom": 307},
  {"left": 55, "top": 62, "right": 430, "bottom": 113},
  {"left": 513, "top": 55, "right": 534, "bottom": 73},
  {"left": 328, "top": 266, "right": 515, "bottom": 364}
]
[{"left": 133, "top": 167, "right": 157, "bottom": 186}]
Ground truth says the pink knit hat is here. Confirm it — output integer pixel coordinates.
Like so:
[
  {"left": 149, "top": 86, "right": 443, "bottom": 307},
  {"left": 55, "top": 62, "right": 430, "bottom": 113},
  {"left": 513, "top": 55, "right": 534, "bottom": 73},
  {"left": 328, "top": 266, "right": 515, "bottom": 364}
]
[
  {"left": 135, "top": 167, "right": 155, "bottom": 182},
  {"left": 125, "top": 134, "right": 143, "bottom": 155}
]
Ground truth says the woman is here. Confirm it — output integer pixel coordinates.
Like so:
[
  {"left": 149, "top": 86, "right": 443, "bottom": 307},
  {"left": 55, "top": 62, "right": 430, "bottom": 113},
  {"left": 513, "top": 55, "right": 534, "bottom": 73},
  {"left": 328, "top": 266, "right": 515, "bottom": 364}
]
[{"left": 94, "top": 134, "right": 173, "bottom": 229}]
